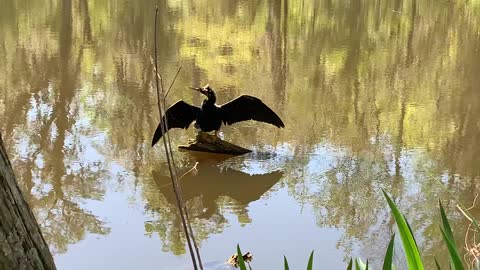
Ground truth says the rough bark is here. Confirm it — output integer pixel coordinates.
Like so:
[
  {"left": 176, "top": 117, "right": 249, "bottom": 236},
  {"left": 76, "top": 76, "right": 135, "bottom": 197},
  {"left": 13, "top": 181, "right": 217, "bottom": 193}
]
[
  {"left": 178, "top": 132, "right": 251, "bottom": 155},
  {"left": 0, "top": 134, "right": 56, "bottom": 270}
]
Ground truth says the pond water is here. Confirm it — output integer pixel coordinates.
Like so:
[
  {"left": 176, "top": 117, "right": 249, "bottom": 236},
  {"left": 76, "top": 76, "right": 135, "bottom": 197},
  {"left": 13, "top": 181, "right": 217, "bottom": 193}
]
[{"left": 1, "top": 0, "right": 480, "bottom": 269}]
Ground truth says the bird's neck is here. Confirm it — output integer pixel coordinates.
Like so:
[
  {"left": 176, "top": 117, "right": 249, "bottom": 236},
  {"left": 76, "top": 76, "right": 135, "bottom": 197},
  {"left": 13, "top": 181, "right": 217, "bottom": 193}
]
[{"left": 203, "top": 96, "right": 216, "bottom": 105}]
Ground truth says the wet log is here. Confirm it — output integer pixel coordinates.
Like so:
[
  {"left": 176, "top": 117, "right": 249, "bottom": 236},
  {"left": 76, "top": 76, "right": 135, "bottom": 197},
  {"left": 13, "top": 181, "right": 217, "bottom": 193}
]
[
  {"left": 178, "top": 132, "right": 251, "bottom": 155},
  {"left": 0, "top": 134, "right": 56, "bottom": 270}
]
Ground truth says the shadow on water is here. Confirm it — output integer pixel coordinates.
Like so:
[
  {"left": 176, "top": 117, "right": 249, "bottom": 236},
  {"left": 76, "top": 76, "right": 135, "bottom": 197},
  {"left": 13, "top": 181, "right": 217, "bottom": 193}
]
[
  {"left": 152, "top": 153, "right": 283, "bottom": 220},
  {"left": 144, "top": 151, "right": 283, "bottom": 258}
]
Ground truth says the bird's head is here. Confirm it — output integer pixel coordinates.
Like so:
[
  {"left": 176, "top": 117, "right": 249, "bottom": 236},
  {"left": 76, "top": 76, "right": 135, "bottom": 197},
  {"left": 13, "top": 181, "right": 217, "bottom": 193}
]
[{"left": 190, "top": 84, "right": 216, "bottom": 101}]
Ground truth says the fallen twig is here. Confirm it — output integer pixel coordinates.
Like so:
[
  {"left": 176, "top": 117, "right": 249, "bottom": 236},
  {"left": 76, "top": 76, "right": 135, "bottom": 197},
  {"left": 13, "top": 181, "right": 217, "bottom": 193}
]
[{"left": 459, "top": 194, "right": 480, "bottom": 268}]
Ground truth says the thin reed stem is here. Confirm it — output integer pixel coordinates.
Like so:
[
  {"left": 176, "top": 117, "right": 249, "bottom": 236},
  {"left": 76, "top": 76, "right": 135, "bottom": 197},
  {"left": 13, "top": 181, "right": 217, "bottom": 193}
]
[{"left": 153, "top": 6, "right": 202, "bottom": 270}]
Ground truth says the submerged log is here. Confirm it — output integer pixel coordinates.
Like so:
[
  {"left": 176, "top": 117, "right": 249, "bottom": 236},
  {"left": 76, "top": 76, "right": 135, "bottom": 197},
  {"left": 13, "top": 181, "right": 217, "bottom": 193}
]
[
  {"left": 178, "top": 132, "right": 252, "bottom": 155},
  {"left": 0, "top": 134, "right": 56, "bottom": 270}
]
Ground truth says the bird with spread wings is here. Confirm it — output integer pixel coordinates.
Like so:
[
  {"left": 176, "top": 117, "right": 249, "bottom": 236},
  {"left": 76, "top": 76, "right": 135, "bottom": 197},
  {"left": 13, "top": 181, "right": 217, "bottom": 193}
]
[{"left": 152, "top": 84, "right": 284, "bottom": 147}]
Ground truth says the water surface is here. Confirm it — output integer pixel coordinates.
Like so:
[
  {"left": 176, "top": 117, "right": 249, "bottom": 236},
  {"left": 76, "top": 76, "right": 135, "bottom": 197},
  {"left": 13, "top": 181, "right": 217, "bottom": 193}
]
[{"left": 1, "top": 0, "right": 480, "bottom": 269}]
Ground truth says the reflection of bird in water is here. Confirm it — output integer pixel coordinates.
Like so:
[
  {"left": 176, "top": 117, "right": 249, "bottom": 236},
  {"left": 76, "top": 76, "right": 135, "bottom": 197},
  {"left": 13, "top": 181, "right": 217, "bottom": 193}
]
[
  {"left": 151, "top": 84, "right": 285, "bottom": 146},
  {"left": 152, "top": 162, "right": 283, "bottom": 219}
]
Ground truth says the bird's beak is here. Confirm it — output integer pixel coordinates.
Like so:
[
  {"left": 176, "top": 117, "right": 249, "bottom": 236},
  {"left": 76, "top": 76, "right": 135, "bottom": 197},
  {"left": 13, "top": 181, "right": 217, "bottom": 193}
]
[{"left": 190, "top": 86, "right": 206, "bottom": 95}]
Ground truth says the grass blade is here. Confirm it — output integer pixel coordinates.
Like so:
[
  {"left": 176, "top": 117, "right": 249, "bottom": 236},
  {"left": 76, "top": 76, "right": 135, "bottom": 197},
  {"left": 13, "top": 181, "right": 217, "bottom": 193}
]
[
  {"left": 439, "top": 201, "right": 464, "bottom": 270},
  {"left": 382, "top": 190, "right": 424, "bottom": 270},
  {"left": 404, "top": 217, "right": 419, "bottom": 247},
  {"left": 306, "top": 251, "right": 314, "bottom": 270},
  {"left": 355, "top": 259, "right": 361, "bottom": 270},
  {"left": 307, "top": 250, "right": 313, "bottom": 270},
  {"left": 440, "top": 228, "right": 464, "bottom": 270},
  {"left": 347, "top": 258, "right": 353, "bottom": 270},
  {"left": 434, "top": 257, "right": 442, "bottom": 270},
  {"left": 284, "top": 256, "right": 289, "bottom": 270},
  {"left": 439, "top": 201, "right": 454, "bottom": 242},
  {"left": 435, "top": 178, "right": 480, "bottom": 232},
  {"left": 354, "top": 258, "right": 367, "bottom": 270},
  {"left": 382, "top": 234, "right": 395, "bottom": 270},
  {"left": 236, "top": 245, "right": 247, "bottom": 270}
]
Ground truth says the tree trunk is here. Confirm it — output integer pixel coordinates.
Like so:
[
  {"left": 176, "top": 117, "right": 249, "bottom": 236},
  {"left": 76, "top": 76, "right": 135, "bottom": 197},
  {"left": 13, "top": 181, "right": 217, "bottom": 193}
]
[{"left": 0, "top": 134, "right": 56, "bottom": 270}]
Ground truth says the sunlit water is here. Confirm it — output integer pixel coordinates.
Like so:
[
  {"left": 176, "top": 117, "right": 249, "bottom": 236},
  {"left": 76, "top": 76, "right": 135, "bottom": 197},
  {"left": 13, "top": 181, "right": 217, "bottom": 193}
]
[{"left": 1, "top": 0, "right": 480, "bottom": 269}]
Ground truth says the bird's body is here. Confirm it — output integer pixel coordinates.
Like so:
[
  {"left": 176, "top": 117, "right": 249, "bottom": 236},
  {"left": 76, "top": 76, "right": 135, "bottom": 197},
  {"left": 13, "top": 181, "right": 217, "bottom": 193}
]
[
  {"left": 195, "top": 101, "right": 222, "bottom": 132},
  {"left": 152, "top": 84, "right": 284, "bottom": 147}
]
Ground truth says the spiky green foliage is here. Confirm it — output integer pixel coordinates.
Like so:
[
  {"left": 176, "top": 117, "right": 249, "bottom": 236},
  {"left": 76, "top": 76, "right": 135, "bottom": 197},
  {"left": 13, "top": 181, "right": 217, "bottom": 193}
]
[
  {"left": 439, "top": 202, "right": 464, "bottom": 270},
  {"left": 382, "top": 234, "right": 395, "bottom": 270},
  {"left": 347, "top": 258, "right": 353, "bottom": 270},
  {"left": 283, "top": 256, "right": 289, "bottom": 270},
  {"left": 235, "top": 192, "right": 478, "bottom": 270},
  {"left": 237, "top": 244, "right": 248, "bottom": 270},
  {"left": 382, "top": 190, "right": 424, "bottom": 270},
  {"left": 306, "top": 251, "right": 314, "bottom": 270}
]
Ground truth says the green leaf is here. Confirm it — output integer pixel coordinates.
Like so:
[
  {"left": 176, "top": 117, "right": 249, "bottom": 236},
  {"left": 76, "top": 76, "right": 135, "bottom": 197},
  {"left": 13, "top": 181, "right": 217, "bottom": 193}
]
[
  {"left": 347, "top": 258, "right": 353, "bottom": 270},
  {"left": 440, "top": 228, "right": 464, "bottom": 270},
  {"left": 439, "top": 201, "right": 464, "bottom": 270},
  {"left": 355, "top": 258, "right": 367, "bottom": 270},
  {"left": 382, "top": 190, "right": 424, "bottom": 270},
  {"left": 236, "top": 244, "right": 248, "bottom": 270},
  {"left": 306, "top": 251, "right": 314, "bottom": 270},
  {"left": 434, "top": 257, "right": 442, "bottom": 270},
  {"left": 382, "top": 234, "right": 395, "bottom": 270},
  {"left": 439, "top": 201, "right": 454, "bottom": 242},
  {"left": 355, "top": 259, "right": 361, "bottom": 270},
  {"left": 436, "top": 180, "right": 480, "bottom": 232},
  {"left": 404, "top": 217, "right": 419, "bottom": 248},
  {"left": 284, "top": 256, "right": 289, "bottom": 270}
]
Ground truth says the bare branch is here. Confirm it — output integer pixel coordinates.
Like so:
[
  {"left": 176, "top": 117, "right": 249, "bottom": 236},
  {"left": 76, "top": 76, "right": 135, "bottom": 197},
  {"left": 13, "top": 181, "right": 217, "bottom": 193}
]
[{"left": 165, "top": 66, "right": 182, "bottom": 99}]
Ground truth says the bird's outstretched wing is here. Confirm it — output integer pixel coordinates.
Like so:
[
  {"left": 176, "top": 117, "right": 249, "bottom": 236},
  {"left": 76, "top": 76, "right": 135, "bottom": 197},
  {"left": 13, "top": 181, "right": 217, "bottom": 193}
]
[
  {"left": 152, "top": 100, "right": 200, "bottom": 147},
  {"left": 220, "top": 95, "right": 285, "bottom": 128}
]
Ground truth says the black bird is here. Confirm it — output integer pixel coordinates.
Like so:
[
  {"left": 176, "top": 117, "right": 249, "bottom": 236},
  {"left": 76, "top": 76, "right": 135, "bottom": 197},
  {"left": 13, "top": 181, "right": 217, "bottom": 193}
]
[{"left": 151, "top": 84, "right": 284, "bottom": 147}]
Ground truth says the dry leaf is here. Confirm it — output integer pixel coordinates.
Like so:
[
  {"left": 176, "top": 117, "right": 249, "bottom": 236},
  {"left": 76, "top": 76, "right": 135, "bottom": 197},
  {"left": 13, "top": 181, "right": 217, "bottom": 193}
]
[{"left": 227, "top": 252, "right": 253, "bottom": 268}]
